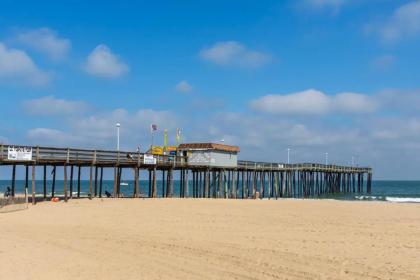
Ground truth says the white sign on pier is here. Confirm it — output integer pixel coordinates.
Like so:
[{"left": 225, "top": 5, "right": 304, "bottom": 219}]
[
  {"left": 143, "top": 154, "right": 157, "bottom": 165},
  {"left": 7, "top": 146, "right": 33, "bottom": 161}
]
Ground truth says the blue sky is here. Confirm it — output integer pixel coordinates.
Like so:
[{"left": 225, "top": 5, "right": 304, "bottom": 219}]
[{"left": 1, "top": 0, "right": 420, "bottom": 179}]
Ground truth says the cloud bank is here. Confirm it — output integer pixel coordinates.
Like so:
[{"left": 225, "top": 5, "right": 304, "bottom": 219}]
[
  {"left": 22, "top": 96, "right": 88, "bottom": 116},
  {"left": 250, "top": 89, "right": 376, "bottom": 115}
]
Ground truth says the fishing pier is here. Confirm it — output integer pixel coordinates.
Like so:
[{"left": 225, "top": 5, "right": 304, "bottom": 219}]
[{"left": 0, "top": 144, "right": 372, "bottom": 205}]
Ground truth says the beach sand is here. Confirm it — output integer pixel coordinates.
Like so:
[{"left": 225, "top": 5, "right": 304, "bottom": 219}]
[{"left": 1, "top": 199, "right": 419, "bottom": 280}]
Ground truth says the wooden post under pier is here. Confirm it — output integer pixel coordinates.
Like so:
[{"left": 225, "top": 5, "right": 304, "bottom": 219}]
[
  {"left": 31, "top": 165, "right": 36, "bottom": 205},
  {"left": 133, "top": 167, "right": 139, "bottom": 198},
  {"left": 43, "top": 165, "right": 47, "bottom": 200},
  {"left": 99, "top": 167, "right": 103, "bottom": 198},
  {"left": 64, "top": 165, "right": 68, "bottom": 202},
  {"left": 69, "top": 165, "right": 74, "bottom": 199},
  {"left": 11, "top": 164, "right": 16, "bottom": 197},
  {"left": 51, "top": 165, "right": 56, "bottom": 198}
]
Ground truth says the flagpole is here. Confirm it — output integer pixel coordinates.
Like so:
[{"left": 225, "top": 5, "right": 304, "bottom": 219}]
[{"left": 150, "top": 125, "right": 154, "bottom": 150}]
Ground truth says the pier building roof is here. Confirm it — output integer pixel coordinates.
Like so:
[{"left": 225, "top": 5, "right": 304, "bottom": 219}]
[{"left": 178, "top": 143, "right": 240, "bottom": 153}]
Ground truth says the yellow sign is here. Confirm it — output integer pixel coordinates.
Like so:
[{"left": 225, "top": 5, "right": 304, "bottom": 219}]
[
  {"left": 165, "top": 146, "right": 177, "bottom": 152},
  {"left": 151, "top": 146, "right": 178, "bottom": 155},
  {"left": 151, "top": 146, "right": 164, "bottom": 155}
]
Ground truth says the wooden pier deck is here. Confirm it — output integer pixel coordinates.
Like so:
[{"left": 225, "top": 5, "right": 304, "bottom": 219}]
[{"left": 0, "top": 145, "right": 372, "bottom": 205}]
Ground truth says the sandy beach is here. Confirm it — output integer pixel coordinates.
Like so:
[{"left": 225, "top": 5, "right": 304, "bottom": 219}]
[{"left": 1, "top": 199, "right": 419, "bottom": 280}]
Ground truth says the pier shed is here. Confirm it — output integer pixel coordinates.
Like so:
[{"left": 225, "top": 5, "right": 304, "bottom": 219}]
[{"left": 178, "top": 143, "right": 240, "bottom": 168}]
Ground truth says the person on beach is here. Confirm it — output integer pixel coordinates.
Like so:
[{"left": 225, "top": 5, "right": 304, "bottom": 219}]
[{"left": 4, "top": 186, "right": 11, "bottom": 198}]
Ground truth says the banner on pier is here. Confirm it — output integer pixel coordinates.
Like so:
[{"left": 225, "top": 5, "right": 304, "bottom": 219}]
[
  {"left": 144, "top": 154, "right": 157, "bottom": 165},
  {"left": 7, "top": 146, "right": 32, "bottom": 161}
]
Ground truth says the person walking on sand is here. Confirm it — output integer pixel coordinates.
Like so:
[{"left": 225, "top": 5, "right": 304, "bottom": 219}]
[{"left": 4, "top": 186, "right": 11, "bottom": 198}]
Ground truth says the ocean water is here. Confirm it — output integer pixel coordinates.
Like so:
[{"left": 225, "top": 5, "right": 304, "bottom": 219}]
[{"left": 0, "top": 180, "right": 419, "bottom": 203}]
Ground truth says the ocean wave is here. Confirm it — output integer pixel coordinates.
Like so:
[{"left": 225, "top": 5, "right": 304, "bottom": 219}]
[
  {"left": 355, "top": 195, "right": 420, "bottom": 203},
  {"left": 385, "top": 197, "right": 420, "bottom": 203}
]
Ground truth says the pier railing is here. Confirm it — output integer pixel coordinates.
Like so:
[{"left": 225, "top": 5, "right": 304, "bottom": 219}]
[
  {"left": 0, "top": 145, "right": 187, "bottom": 168},
  {"left": 0, "top": 144, "right": 371, "bottom": 173},
  {"left": 237, "top": 161, "right": 371, "bottom": 173}
]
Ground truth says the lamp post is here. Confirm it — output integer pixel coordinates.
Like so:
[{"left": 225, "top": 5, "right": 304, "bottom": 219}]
[
  {"left": 287, "top": 148, "right": 290, "bottom": 164},
  {"left": 325, "top": 152, "right": 328, "bottom": 165},
  {"left": 116, "top": 123, "right": 121, "bottom": 151}
]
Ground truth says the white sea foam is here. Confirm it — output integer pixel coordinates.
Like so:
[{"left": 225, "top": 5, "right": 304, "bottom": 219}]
[
  {"left": 355, "top": 195, "right": 420, "bottom": 203},
  {"left": 385, "top": 197, "right": 420, "bottom": 203},
  {"left": 355, "top": 195, "right": 382, "bottom": 200}
]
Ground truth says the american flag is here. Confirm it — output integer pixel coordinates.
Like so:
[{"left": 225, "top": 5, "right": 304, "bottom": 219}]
[{"left": 150, "top": 124, "right": 158, "bottom": 133}]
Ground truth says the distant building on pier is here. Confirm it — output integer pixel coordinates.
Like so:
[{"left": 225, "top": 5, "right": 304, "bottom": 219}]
[{"left": 177, "top": 143, "right": 240, "bottom": 168}]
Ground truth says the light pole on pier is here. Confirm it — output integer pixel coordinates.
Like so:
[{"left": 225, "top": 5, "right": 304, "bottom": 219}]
[
  {"left": 116, "top": 122, "right": 121, "bottom": 151},
  {"left": 325, "top": 152, "right": 328, "bottom": 165},
  {"left": 287, "top": 148, "right": 290, "bottom": 164}
]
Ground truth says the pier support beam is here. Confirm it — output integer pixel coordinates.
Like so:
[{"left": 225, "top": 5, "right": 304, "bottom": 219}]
[
  {"left": 31, "top": 165, "right": 36, "bottom": 205},
  {"left": 367, "top": 172, "right": 372, "bottom": 194},
  {"left": 133, "top": 167, "right": 139, "bottom": 198},
  {"left": 11, "top": 164, "right": 16, "bottom": 197},
  {"left": 25, "top": 165, "right": 29, "bottom": 195},
  {"left": 94, "top": 166, "right": 98, "bottom": 197},
  {"left": 185, "top": 169, "right": 189, "bottom": 198},
  {"left": 70, "top": 165, "right": 74, "bottom": 199},
  {"left": 162, "top": 170, "right": 166, "bottom": 198},
  {"left": 89, "top": 165, "right": 93, "bottom": 199},
  {"left": 204, "top": 170, "right": 209, "bottom": 198},
  {"left": 166, "top": 169, "right": 173, "bottom": 198},
  {"left": 99, "top": 167, "right": 103, "bottom": 198},
  {"left": 149, "top": 169, "right": 152, "bottom": 198},
  {"left": 43, "top": 165, "right": 47, "bottom": 200},
  {"left": 64, "top": 165, "right": 68, "bottom": 202},
  {"left": 51, "top": 165, "right": 56, "bottom": 198},
  {"left": 77, "top": 166, "right": 81, "bottom": 198},
  {"left": 152, "top": 167, "right": 157, "bottom": 198},
  {"left": 114, "top": 167, "right": 118, "bottom": 198}
]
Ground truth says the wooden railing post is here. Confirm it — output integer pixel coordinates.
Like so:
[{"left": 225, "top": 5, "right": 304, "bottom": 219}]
[
  {"left": 93, "top": 150, "right": 97, "bottom": 164},
  {"left": 0, "top": 144, "right": 3, "bottom": 162},
  {"left": 36, "top": 146, "right": 40, "bottom": 163}
]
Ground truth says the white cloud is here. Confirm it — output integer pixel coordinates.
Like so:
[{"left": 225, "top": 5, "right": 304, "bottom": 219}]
[
  {"left": 27, "top": 128, "right": 81, "bottom": 146},
  {"left": 368, "top": 0, "right": 420, "bottom": 43},
  {"left": 22, "top": 96, "right": 88, "bottom": 116},
  {"left": 15, "top": 28, "right": 70, "bottom": 60},
  {"left": 333, "top": 92, "right": 376, "bottom": 113},
  {"left": 249, "top": 89, "right": 377, "bottom": 115},
  {"left": 0, "top": 42, "right": 49, "bottom": 86},
  {"left": 175, "top": 80, "right": 193, "bottom": 93},
  {"left": 85, "top": 44, "right": 129, "bottom": 79},
  {"left": 199, "top": 41, "right": 271, "bottom": 69}
]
